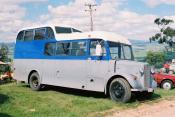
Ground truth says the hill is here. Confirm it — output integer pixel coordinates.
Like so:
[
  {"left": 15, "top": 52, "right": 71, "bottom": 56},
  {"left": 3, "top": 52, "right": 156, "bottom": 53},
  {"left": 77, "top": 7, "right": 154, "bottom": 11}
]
[{"left": 130, "top": 39, "right": 166, "bottom": 61}]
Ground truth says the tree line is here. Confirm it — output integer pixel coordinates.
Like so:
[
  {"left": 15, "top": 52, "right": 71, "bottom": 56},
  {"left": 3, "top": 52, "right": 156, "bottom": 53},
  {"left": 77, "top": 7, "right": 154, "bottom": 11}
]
[{"left": 147, "top": 18, "right": 175, "bottom": 68}]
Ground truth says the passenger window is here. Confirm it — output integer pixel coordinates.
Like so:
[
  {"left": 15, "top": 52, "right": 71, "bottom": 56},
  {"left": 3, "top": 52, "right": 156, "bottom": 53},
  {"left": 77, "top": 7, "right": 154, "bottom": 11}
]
[
  {"left": 44, "top": 43, "right": 56, "bottom": 56},
  {"left": 70, "top": 41, "right": 86, "bottom": 56},
  {"left": 46, "top": 27, "right": 55, "bottom": 39},
  {"left": 16, "top": 31, "right": 24, "bottom": 41},
  {"left": 90, "top": 40, "right": 106, "bottom": 56},
  {"left": 56, "top": 42, "right": 70, "bottom": 56},
  {"left": 56, "top": 41, "right": 87, "bottom": 56},
  {"left": 34, "top": 28, "right": 45, "bottom": 40},
  {"left": 55, "top": 27, "right": 72, "bottom": 33},
  {"left": 24, "top": 30, "right": 34, "bottom": 41}
]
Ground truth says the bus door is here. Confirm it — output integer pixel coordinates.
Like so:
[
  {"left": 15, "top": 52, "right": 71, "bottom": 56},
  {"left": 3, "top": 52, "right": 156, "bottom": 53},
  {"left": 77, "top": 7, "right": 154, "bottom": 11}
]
[{"left": 86, "top": 40, "right": 109, "bottom": 92}]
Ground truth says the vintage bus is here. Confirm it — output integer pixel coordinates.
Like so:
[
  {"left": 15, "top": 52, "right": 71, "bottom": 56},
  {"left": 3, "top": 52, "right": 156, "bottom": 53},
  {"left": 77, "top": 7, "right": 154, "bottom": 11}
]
[{"left": 14, "top": 25, "right": 157, "bottom": 102}]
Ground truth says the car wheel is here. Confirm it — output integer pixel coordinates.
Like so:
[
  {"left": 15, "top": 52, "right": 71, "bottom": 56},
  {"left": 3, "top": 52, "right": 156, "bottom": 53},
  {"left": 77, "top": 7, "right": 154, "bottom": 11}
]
[
  {"left": 29, "top": 72, "right": 42, "bottom": 91},
  {"left": 109, "top": 78, "right": 131, "bottom": 103},
  {"left": 161, "top": 80, "right": 173, "bottom": 90}
]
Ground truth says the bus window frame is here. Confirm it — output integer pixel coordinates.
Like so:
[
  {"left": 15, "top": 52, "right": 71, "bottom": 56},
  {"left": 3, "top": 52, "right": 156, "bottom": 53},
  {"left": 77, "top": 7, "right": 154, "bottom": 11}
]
[
  {"left": 16, "top": 30, "right": 25, "bottom": 41},
  {"left": 34, "top": 28, "right": 47, "bottom": 40},
  {"left": 89, "top": 39, "right": 107, "bottom": 57},
  {"left": 45, "top": 27, "right": 55, "bottom": 39},
  {"left": 44, "top": 39, "right": 88, "bottom": 57},
  {"left": 121, "top": 44, "right": 134, "bottom": 60},
  {"left": 55, "top": 40, "right": 88, "bottom": 57},
  {"left": 23, "top": 29, "right": 34, "bottom": 41}
]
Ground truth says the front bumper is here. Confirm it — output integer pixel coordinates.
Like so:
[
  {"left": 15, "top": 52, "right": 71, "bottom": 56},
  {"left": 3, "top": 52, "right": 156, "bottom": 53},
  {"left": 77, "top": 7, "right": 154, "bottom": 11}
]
[
  {"left": 131, "top": 88, "right": 154, "bottom": 92},
  {"left": 131, "top": 80, "right": 157, "bottom": 92}
]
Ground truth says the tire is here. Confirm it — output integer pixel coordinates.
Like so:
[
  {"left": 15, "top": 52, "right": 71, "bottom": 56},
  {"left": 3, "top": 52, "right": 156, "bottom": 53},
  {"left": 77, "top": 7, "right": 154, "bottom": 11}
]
[
  {"left": 161, "top": 80, "right": 173, "bottom": 90},
  {"left": 29, "top": 72, "right": 42, "bottom": 91},
  {"left": 109, "top": 78, "right": 131, "bottom": 103}
]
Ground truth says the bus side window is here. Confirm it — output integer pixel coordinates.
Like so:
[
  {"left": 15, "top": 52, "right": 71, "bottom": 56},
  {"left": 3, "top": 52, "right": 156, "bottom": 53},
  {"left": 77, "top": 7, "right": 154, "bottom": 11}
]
[
  {"left": 24, "top": 30, "right": 34, "bottom": 41},
  {"left": 56, "top": 42, "right": 70, "bottom": 56},
  {"left": 56, "top": 41, "right": 86, "bottom": 56},
  {"left": 46, "top": 27, "right": 55, "bottom": 39},
  {"left": 71, "top": 41, "right": 86, "bottom": 56},
  {"left": 34, "top": 28, "right": 46, "bottom": 40},
  {"left": 16, "top": 31, "right": 24, "bottom": 41},
  {"left": 55, "top": 27, "right": 72, "bottom": 34},
  {"left": 44, "top": 43, "right": 56, "bottom": 56}
]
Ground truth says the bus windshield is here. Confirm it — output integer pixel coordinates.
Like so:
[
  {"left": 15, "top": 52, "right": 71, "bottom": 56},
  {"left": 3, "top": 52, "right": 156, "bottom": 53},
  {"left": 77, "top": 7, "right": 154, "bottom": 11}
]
[{"left": 108, "top": 41, "right": 134, "bottom": 60}]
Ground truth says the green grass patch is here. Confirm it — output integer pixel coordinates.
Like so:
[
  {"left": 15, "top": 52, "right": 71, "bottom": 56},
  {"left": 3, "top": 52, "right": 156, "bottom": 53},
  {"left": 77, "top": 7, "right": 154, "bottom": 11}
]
[{"left": 0, "top": 83, "right": 175, "bottom": 117}]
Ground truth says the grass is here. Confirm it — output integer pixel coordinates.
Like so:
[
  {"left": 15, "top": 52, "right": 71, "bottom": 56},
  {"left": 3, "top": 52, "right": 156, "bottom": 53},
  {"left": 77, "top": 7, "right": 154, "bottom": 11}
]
[{"left": 0, "top": 83, "right": 175, "bottom": 117}]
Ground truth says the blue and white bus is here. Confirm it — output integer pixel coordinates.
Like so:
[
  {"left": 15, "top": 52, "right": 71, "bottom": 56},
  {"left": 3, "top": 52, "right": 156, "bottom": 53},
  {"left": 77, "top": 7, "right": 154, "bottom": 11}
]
[{"left": 14, "top": 25, "right": 157, "bottom": 103}]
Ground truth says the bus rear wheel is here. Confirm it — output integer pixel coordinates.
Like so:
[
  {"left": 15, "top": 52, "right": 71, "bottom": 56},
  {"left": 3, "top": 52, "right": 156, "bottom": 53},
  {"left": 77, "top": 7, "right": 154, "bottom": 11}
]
[
  {"left": 109, "top": 78, "right": 131, "bottom": 103},
  {"left": 29, "top": 72, "right": 41, "bottom": 91}
]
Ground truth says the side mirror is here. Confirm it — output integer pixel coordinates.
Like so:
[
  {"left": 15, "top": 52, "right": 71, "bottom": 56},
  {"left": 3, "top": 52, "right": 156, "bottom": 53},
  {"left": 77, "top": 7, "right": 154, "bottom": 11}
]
[{"left": 95, "top": 44, "right": 103, "bottom": 56}]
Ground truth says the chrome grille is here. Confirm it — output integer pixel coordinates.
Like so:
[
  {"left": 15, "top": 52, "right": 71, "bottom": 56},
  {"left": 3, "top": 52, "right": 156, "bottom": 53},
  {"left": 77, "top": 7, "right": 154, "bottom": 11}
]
[{"left": 144, "top": 65, "right": 151, "bottom": 88}]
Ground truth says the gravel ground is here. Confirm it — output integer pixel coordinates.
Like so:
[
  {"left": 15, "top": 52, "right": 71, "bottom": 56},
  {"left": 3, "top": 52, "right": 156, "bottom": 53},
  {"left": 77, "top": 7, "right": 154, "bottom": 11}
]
[{"left": 106, "top": 98, "right": 175, "bottom": 117}]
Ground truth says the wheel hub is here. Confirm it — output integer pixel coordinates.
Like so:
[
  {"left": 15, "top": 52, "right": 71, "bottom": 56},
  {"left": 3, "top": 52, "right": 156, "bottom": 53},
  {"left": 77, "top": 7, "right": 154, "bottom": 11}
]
[
  {"left": 32, "top": 77, "right": 38, "bottom": 88},
  {"left": 163, "top": 82, "right": 171, "bottom": 90},
  {"left": 112, "top": 82, "right": 125, "bottom": 98}
]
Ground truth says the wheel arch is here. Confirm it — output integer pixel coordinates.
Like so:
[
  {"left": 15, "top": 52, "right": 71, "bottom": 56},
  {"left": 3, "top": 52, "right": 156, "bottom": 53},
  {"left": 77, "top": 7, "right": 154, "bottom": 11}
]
[
  {"left": 160, "top": 79, "right": 174, "bottom": 86},
  {"left": 105, "top": 75, "right": 131, "bottom": 95}
]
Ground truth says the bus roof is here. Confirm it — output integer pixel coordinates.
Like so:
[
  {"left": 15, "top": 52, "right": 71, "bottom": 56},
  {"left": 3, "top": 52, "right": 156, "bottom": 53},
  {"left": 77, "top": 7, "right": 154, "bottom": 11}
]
[
  {"left": 56, "top": 31, "right": 131, "bottom": 45},
  {"left": 20, "top": 24, "right": 81, "bottom": 31}
]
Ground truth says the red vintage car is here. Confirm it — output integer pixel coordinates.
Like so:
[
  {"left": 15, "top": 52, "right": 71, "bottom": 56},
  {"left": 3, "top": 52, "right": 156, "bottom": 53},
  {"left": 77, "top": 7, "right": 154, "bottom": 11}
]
[{"left": 153, "top": 73, "right": 175, "bottom": 90}]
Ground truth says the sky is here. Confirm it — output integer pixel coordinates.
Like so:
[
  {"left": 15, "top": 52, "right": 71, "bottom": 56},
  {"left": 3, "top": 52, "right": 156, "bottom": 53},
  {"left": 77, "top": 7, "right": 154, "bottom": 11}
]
[{"left": 1, "top": 0, "right": 175, "bottom": 42}]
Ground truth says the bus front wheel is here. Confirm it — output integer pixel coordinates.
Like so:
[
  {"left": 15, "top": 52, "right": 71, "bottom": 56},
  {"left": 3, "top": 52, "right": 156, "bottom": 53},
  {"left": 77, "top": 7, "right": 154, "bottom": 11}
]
[
  {"left": 29, "top": 72, "right": 42, "bottom": 91},
  {"left": 109, "top": 78, "right": 131, "bottom": 103}
]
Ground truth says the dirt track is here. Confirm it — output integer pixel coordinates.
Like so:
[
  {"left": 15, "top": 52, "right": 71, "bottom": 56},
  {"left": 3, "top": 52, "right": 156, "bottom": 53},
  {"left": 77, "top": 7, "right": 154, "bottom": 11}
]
[{"left": 106, "top": 98, "right": 175, "bottom": 117}]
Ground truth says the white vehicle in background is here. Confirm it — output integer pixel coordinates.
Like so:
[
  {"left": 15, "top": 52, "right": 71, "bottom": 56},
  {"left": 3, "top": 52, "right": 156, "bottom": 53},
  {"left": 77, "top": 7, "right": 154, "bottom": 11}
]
[{"left": 14, "top": 25, "right": 157, "bottom": 103}]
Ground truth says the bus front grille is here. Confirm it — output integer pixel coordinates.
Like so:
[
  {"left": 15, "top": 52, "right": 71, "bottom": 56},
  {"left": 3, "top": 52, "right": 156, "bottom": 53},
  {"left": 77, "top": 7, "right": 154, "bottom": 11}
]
[{"left": 143, "top": 65, "right": 151, "bottom": 88}]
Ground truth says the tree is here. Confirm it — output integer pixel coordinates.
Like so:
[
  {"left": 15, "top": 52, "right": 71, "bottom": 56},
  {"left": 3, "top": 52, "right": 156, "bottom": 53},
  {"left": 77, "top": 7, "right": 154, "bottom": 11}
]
[
  {"left": 146, "top": 51, "right": 165, "bottom": 68},
  {"left": 150, "top": 18, "right": 175, "bottom": 49},
  {"left": 0, "top": 44, "right": 10, "bottom": 75},
  {"left": 0, "top": 44, "right": 9, "bottom": 62}
]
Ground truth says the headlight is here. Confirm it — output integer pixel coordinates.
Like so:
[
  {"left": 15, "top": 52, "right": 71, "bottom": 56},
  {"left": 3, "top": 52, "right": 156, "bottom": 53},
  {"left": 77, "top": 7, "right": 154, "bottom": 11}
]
[{"left": 151, "top": 67, "right": 155, "bottom": 74}]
